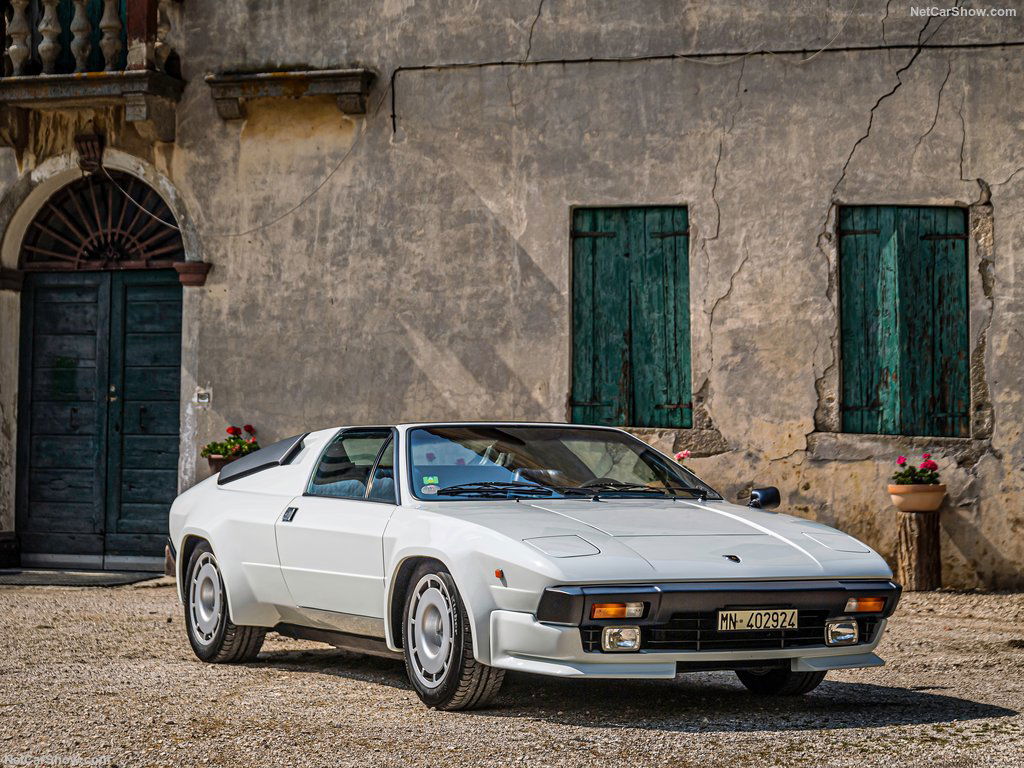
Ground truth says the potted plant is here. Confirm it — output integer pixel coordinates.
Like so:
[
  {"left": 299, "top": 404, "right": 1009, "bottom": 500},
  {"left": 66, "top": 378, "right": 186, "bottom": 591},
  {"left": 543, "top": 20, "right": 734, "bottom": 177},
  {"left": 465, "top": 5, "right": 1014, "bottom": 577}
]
[
  {"left": 888, "top": 453, "right": 945, "bottom": 511},
  {"left": 201, "top": 424, "right": 260, "bottom": 473}
]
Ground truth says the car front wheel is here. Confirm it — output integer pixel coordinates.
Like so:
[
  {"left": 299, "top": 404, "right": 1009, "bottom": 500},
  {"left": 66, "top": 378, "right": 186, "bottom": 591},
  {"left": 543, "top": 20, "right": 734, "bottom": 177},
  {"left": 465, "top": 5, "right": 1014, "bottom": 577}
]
[
  {"left": 184, "top": 541, "right": 266, "bottom": 663},
  {"left": 735, "top": 667, "right": 827, "bottom": 696},
  {"left": 402, "top": 563, "right": 504, "bottom": 710}
]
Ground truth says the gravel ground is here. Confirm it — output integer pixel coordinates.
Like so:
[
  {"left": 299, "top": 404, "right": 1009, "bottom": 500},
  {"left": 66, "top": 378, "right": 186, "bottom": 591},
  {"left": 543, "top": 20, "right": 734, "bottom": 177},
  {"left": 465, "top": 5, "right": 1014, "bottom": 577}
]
[{"left": 0, "top": 583, "right": 1021, "bottom": 768}]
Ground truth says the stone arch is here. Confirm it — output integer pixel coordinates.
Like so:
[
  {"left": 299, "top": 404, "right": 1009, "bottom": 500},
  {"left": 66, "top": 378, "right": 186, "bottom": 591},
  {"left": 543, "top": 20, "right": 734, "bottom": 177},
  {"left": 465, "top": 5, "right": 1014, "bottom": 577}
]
[
  {"left": 0, "top": 149, "right": 201, "bottom": 272},
  {"left": 0, "top": 150, "right": 204, "bottom": 543}
]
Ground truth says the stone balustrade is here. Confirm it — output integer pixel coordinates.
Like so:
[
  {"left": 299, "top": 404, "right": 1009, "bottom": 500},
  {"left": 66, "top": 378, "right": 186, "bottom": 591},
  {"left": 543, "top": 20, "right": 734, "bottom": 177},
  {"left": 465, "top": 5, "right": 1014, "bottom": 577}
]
[
  {"left": 0, "top": 0, "right": 182, "bottom": 145},
  {"left": 4, "top": 0, "right": 126, "bottom": 75}
]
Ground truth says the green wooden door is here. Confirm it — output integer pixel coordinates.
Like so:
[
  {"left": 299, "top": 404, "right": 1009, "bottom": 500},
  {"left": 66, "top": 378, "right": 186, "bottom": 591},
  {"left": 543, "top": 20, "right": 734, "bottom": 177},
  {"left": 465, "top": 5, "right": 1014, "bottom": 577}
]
[
  {"left": 17, "top": 270, "right": 182, "bottom": 568},
  {"left": 104, "top": 271, "right": 183, "bottom": 561},
  {"left": 571, "top": 207, "right": 691, "bottom": 428},
  {"left": 839, "top": 206, "right": 969, "bottom": 437},
  {"left": 16, "top": 273, "right": 111, "bottom": 563}
]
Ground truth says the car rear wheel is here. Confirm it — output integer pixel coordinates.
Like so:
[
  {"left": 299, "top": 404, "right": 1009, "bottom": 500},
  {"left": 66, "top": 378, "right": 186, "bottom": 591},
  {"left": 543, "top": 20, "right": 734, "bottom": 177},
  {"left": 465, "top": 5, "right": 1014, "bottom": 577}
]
[
  {"left": 402, "top": 563, "right": 504, "bottom": 710},
  {"left": 184, "top": 541, "right": 266, "bottom": 663},
  {"left": 735, "top": 668, "right": 827, "bottom": 696}
]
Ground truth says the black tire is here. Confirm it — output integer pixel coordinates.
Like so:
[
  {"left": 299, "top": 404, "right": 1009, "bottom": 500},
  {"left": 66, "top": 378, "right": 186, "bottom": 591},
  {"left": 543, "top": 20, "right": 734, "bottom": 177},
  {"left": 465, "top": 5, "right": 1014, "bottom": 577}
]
[
  {"left": 735, "top": 668, "right": 827, "bottom": 696},
  {"left": 401, "top": 562, "right": 504, "bottom": 710},
  {"left": 184, "top": 541, "right": 266, "bottom": 663}
]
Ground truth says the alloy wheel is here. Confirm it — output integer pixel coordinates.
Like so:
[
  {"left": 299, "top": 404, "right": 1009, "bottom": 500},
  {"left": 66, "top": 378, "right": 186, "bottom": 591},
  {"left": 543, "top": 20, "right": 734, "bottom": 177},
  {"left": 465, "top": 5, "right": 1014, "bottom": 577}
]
[
  {"left": 406, "top": 573, "right": 457, "bottom": 689},
  {"left": 189, "top": 552, "right": 223, "bottom": 645}
]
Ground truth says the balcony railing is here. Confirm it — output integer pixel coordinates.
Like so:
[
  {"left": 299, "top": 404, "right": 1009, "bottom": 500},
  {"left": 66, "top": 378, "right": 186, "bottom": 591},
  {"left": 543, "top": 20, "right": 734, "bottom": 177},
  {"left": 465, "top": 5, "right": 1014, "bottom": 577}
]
[
  {"left": 4, "top": 0, "right": 128, "bottom": 76},
  {"left": 0, "top": 0, "right": 182, "bottom": 144}
]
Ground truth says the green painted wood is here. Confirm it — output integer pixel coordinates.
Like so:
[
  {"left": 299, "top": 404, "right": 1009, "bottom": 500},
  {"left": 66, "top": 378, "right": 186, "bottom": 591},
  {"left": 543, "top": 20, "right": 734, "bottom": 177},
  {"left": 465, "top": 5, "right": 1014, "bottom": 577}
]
[
  {"left": 840, "top": 205, "right": 968, "bottom": 437},
  {"left": 571, "top": 208, "right": 630, "bottom": 425},
  {"left": 570, "top": 211, "right": 593, "bottom": 424},
  {"left": 631, "top": 207, "right": 691, "bottom": 427},
  {"left": 932, "top": 208, "right": 970, "bottom": 437},
  {"left": 123, "top": 367, "right": 179, "bottom": 399},
  {"left": 17, "top": 269, "right": 181, "bottom": 563},
  {"left": 571, "top": 206, "right": 691, "bottom": 428},
  {"left": 104, "top": 271, "right": 182, "bottom": 559},
  {"left": 16, "top": 273, "right": 109, "bottom": 557}
]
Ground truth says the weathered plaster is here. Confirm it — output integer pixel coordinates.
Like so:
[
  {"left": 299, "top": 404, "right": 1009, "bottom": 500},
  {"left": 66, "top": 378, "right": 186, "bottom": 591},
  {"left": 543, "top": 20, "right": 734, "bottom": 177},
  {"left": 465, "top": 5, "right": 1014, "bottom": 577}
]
[{"left": 0, "top": 1, "right": 1022, "bottom": 586}]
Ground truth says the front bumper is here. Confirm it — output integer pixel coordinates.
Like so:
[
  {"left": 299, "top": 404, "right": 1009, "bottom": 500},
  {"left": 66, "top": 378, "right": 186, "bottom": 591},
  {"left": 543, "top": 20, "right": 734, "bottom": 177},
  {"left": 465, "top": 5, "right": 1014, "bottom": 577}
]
[{"left": 488, "top": 579, "right": 900, "bottom": 679}]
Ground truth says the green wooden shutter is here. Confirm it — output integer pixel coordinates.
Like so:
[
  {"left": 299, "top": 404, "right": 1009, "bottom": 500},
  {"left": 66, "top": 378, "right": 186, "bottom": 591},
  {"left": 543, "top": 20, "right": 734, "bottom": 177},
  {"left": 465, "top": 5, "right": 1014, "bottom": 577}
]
[
  {"left": 571, "top": 207, "right": 692, "bottom": 428},
  {"left": 571, "top": 208, "right": 631, "bottom": 426},
  {"left": 630, "top": 207, "right": 691, "bottom": 427},
  {"left": 839, "top": 206, "right": 969, "bottom": 437}
]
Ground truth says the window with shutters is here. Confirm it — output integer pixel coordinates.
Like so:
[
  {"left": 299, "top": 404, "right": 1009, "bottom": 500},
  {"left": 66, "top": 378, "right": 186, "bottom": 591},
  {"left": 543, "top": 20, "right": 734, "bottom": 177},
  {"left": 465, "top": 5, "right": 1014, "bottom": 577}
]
[
  {"left": 839, "top": 206, "right": 970, "bottom": 437},
  {"left": 570, "top": 207, "right": 692, "bottom": 428}
]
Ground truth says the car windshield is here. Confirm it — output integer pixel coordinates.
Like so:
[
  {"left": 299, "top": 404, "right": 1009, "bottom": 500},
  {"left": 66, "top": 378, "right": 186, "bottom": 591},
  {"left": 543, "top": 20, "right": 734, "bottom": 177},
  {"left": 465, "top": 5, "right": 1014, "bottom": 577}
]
[{"left": 407, "top": 425, "right": 720, "bottom": 501}]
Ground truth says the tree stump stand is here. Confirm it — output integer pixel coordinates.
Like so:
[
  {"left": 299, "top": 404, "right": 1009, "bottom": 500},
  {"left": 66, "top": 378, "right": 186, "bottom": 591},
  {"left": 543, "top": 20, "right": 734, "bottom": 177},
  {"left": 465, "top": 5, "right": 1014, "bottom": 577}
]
[{"left": 895, "top": 510, "right": 941, "bottom": 590}]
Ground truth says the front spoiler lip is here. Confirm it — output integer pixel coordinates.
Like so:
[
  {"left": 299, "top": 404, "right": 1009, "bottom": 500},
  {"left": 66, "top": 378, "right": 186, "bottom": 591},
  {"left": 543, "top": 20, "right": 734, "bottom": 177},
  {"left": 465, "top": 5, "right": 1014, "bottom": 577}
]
[
  {"left": 488, "top": 610, "right": 889, "bottom": 678},
  {"left": 536, "top": 579, "right": 903, "bottom": 626}
]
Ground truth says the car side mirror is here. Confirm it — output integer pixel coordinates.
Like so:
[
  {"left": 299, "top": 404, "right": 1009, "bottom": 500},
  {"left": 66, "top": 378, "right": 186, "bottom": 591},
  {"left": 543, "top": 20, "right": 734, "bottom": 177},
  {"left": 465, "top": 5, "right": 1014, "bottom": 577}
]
[{"left": 748, "top": 486, "right": 780, "bottom": 510}]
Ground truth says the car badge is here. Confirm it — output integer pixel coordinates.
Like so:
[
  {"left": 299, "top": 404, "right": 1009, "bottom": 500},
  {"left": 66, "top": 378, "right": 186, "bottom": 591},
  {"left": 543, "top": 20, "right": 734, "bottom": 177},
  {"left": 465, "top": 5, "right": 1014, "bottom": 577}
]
[{"left": 722, "top": 554, "right": 741, "bottom": 563}]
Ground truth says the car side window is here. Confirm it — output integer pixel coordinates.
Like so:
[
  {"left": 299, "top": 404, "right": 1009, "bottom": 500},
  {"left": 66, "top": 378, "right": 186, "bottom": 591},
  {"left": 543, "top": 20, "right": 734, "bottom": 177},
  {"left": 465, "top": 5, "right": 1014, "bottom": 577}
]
[
  {"left": 307, "top": 430, "right": 389, "bottom": 499},
  {"left": 366, "top": 437, "right": 397, "bottom": 503}
]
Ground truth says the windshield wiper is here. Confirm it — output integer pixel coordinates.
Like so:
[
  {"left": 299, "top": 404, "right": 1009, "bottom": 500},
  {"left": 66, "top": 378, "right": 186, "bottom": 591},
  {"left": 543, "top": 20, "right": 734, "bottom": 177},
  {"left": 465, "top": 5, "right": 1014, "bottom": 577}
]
[
  {"left": 434, "top": 481, "right": 555, "bottom": 498},
  {"left": 556, "top": 482, "right": 709, "bottom": 501}
]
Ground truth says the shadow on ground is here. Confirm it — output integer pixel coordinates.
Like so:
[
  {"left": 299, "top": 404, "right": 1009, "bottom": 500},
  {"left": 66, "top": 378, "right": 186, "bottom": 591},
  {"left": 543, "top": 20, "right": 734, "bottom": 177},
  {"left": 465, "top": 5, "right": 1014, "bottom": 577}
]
[{"left": 253, "top": 647, "right": 1017, "bottom": 732}]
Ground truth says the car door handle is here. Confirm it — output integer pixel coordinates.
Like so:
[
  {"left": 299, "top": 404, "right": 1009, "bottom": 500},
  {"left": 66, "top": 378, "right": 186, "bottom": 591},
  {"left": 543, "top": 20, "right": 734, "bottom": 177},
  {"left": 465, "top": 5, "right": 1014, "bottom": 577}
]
[{"left": 282, "top": 507, "right": 298, "bottom": 522}]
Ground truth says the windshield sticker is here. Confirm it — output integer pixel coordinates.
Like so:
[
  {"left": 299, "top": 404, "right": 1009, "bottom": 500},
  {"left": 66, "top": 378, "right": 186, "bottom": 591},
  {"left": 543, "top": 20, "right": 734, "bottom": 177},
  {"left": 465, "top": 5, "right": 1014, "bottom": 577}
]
[
  {"left": 422, "top": 475, "right": 439, "bottom": 485},
  {"left": 421, "top": 484, "right": 440, "bottom": 495}
]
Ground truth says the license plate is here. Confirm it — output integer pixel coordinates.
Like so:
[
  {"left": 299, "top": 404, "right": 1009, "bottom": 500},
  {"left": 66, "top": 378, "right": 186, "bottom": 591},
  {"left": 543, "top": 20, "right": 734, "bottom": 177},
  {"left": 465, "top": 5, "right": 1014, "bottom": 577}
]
[{"left": 717, "top": 609, "right": 798, "bottom": 631}]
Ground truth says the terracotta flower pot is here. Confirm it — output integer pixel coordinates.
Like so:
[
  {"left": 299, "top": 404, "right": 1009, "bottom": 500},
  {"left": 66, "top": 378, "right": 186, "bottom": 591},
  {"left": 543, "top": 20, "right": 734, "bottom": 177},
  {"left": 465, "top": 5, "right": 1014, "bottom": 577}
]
[
  {"left": 206, "top": 454, "right": 237, "bottom": 474},
  {"left": 888, "top": 483, "right": 946, "bottom": 512}
]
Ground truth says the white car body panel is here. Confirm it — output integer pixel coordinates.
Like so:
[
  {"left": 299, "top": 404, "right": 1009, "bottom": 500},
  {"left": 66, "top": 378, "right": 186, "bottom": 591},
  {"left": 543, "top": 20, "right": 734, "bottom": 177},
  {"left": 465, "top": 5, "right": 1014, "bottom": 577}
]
[
  {"left": 276, "top": 494, "right": 396, "bottom": 618},
  {"left": 170, "top": 422, "right": 899, "bottom": 675}
]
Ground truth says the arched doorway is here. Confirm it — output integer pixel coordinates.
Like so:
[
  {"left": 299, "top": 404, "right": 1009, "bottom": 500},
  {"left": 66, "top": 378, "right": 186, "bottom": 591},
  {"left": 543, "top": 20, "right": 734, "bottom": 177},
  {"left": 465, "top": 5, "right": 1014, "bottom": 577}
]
[{"left": 16, "top": 171, "right": 184, "bottom": 570}]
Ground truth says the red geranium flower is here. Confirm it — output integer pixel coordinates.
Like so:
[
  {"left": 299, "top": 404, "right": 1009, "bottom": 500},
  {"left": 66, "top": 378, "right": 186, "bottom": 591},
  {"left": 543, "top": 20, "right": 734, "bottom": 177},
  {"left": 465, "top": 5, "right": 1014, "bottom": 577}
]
[
  {"left": 920, "top": 459, "right": 939, "bottom": 471},
  {"left": 896, "top": 456, "right": 907, "bottom": 466},
  {"left": 226, "top": 425, "right": 242, "bottom": 437},
  {"left": 244, "top": 424, "right": 255, "bottom": 435},
  {"left": 922, "top": 452, "right": 931, "bottom": 460}
]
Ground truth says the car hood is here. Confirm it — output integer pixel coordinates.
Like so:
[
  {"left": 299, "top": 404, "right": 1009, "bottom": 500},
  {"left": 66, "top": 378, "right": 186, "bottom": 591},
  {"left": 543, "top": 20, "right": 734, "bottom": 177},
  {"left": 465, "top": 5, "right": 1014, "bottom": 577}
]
[{"left": 422, "top": 497, "right": 893, "bottom": 582}]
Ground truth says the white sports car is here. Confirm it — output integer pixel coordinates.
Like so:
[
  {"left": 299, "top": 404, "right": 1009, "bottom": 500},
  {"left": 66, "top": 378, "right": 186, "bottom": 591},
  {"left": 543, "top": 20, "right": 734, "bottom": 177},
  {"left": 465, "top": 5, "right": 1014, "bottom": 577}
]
[{"left": 169, "top": 422, "right": 901, "bottom": 710}]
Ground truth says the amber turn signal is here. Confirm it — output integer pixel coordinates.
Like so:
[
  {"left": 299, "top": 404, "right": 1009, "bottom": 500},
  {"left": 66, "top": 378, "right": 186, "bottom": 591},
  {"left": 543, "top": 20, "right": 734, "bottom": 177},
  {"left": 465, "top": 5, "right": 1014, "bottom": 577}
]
[
  {"left": 844, "top": 597, "right": 886, "bottom": 613},
  {"left": 590, "top": 602, "right": 644, "bottom": 620}
]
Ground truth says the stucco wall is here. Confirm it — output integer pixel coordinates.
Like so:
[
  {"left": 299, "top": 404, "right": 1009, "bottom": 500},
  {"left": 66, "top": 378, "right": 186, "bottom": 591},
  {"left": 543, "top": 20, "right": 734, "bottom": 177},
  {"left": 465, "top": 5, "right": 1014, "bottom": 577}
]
[{"left": 0, "top": 1, "right": 1022, "bottom": 586}]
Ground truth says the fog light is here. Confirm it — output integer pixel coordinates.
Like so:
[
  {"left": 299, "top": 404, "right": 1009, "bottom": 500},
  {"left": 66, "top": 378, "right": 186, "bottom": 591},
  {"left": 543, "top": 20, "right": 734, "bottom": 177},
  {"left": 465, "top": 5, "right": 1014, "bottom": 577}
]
[
  {"left": 825, "top": 618, "right": 859, "bottom": 646},
  {"left": 601, "top": 625, "right": 641, "bottom": 652},
  {"left": 591, "top": 602, "right": 645, "bottom": 620},
  {"left": 844, "top": 597, "right": 885, "bottom": 613}
]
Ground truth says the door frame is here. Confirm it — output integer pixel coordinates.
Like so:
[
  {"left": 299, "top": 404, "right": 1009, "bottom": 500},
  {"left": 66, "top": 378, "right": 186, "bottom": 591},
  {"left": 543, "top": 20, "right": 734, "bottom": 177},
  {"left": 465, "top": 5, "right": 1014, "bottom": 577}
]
[
  {"left": 0, "top": 154, "right": 203, "bottom": 571},
  {"left": 15, "top": 269, "right": 183, "bottom": 571}
]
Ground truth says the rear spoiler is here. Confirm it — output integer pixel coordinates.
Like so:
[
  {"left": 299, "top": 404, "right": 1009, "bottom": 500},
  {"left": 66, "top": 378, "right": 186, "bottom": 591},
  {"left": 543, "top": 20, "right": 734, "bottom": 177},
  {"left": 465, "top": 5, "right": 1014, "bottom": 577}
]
[{"left": 217, "top": 432, "right": 309, "bottom": 485}]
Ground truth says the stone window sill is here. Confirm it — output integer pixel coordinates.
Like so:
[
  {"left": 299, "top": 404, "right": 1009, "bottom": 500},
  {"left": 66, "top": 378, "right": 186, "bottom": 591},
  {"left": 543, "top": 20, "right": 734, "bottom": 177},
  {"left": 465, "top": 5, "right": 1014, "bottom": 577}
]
[{"left": 205, "top": 68, "right": 375, "bottom": 120}]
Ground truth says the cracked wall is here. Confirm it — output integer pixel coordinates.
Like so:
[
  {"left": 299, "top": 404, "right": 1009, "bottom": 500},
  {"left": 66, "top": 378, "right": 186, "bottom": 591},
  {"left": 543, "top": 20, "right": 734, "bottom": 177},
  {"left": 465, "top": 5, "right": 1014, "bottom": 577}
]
[{"left": 0, "top": 1, "right": 1023, "bottom": 585}]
